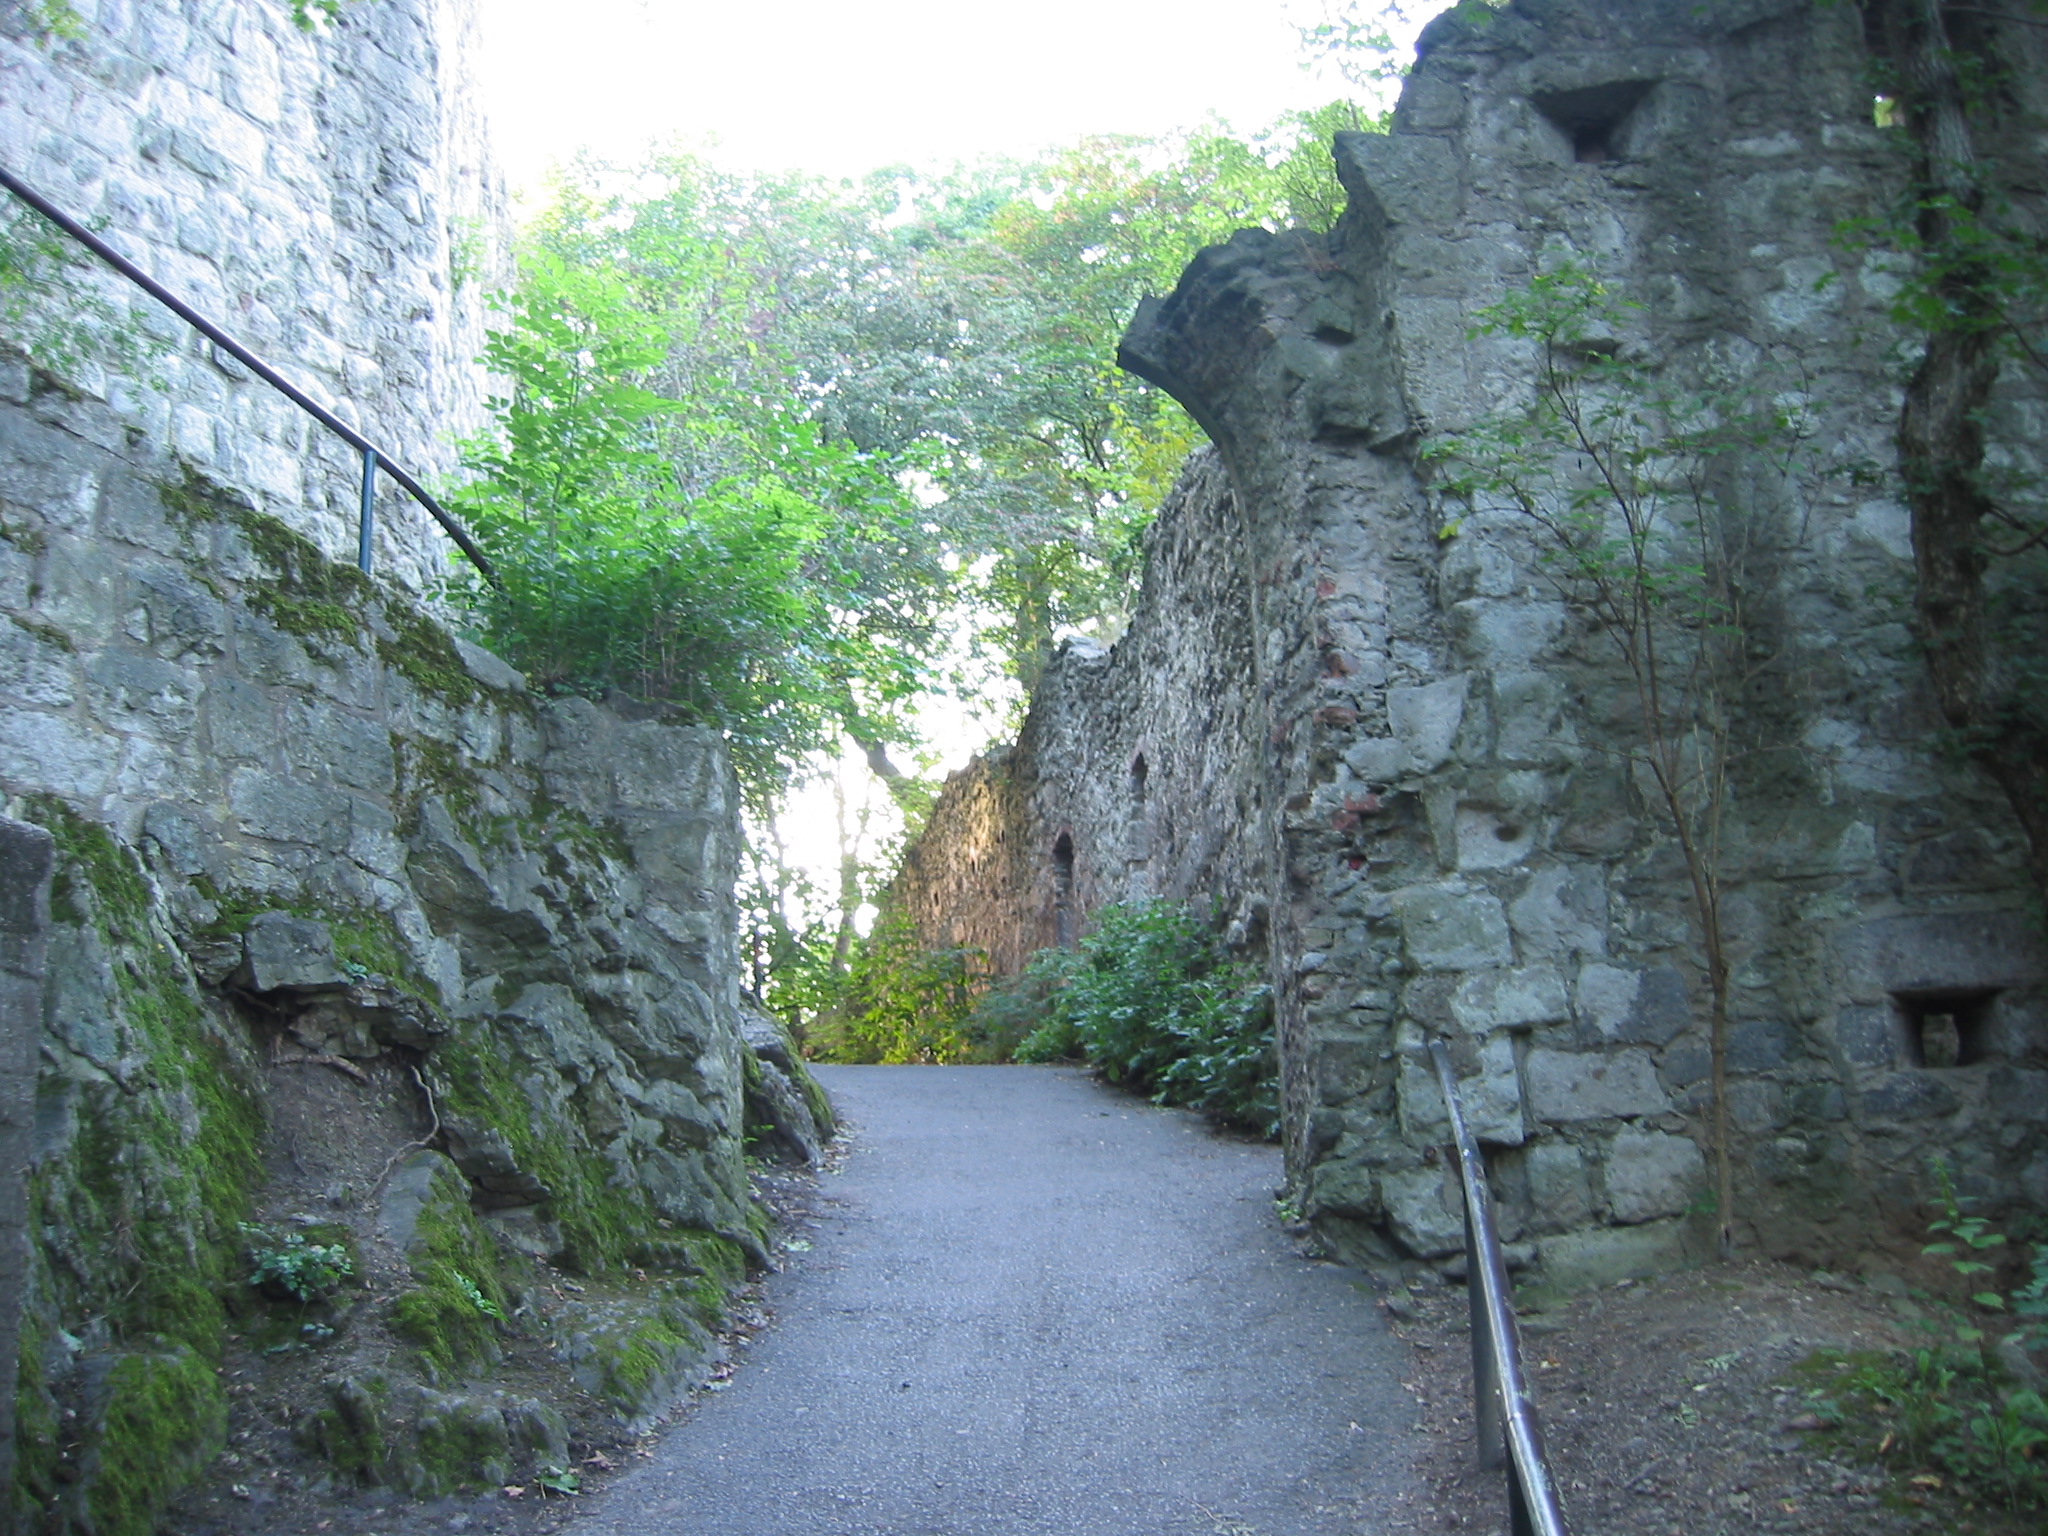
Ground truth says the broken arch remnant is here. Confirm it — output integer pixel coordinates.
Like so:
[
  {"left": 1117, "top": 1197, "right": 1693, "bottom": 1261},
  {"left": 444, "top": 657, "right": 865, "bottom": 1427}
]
[{"left": 893, "top": 0, "right": 2048, "bottom": 1283}]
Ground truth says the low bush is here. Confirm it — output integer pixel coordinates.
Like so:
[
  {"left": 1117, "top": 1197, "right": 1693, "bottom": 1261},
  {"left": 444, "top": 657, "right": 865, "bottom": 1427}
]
[
  {"left": 1798, "top": 1164, "right": 2048, "bottom": 1514},
  {"left": 1014, "top": 899, "right": 1276, "bottom": 1136}
]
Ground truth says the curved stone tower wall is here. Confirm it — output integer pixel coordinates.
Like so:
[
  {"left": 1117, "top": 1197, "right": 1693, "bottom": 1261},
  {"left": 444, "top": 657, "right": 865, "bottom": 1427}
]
[{"left": 1, "top": 0, "right": 502, "bottom": 589}]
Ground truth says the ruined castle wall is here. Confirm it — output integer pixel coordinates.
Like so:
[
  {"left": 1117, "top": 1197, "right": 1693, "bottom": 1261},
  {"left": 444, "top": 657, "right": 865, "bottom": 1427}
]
[
  {"left": 894, "top": 0, "right": 2048, "bottom": 1285},
  {"left": 895, "top": 452, "right": 1270, "bottom": 976},
  {"left": 0, "top": 0, "right": 501, "bottom": 589}
]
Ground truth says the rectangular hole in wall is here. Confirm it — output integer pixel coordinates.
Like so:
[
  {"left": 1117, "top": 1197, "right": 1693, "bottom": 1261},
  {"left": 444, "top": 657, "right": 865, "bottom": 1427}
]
[{"left": 1892, "top": 988, "right": 2001, "bottom": 1068}]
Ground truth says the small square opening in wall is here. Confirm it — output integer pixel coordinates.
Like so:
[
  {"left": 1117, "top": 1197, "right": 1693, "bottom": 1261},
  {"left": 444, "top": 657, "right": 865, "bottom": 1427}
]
[
  {"left": 1532, "top": 79, "right": 1658, "bottom": 164},
  {"left": 1893, "top": 988, "right": 2001, "bottom": 1068}
]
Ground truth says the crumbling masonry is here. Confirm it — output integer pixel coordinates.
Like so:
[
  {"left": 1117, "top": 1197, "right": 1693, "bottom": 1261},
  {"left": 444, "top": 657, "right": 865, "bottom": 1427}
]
[{"left": 893, "top": 0, "right": 2048, "bottom": 1283}]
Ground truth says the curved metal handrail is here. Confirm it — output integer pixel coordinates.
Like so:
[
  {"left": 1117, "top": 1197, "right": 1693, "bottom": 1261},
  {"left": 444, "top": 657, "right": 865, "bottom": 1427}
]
[
  {"left": 0, "top": 166, "right": 499, "bottom": 586},
  {"left": 1427, "top": 1036, "right": 1571, "bottom": 1536}
]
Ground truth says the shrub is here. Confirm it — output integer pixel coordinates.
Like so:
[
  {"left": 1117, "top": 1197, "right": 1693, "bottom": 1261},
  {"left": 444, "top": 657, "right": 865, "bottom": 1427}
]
[
  {"left": 816, "top": 911, "right": 988, "bottom": 1064},
  {"left": 1015, "top": 900, "right": 1276, "bottom": 1136}
]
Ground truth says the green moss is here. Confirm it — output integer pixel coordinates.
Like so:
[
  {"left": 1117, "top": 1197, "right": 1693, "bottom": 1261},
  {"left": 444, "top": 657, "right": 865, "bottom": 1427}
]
[
  {"left": 395, "top": 734, "right": 488, "bottom": 828},
  {"left": 410, "top": 1400, "right": 511, "bottom": 1495},
  {"left": 595, "top": 1314, "right": 699, "bottom": 1409},
  {"left": 28, "top": 793, "right": 148, "bottom": 936},
  {"left": 15, "top": 800, "right": 264, "bottom": 1533},
  {"left": 297, "top": 1376, "right": 390, "bottom": 1485},
  {"left": 191, "top": 880, "right": 440, "bottom": 1005},
  {"left": 8, "top": 611, "right": 73, "bottom": 652},
  {"left": 0, "top": 513, "right": 49, "bottom": 558},
  {"left": 12, "top": 1317, "right": 59, "bottom": 1519},
  {"left": 84, "top": 1346, "right": 228, "bottom": 1536},
  {"left": 388, "top": 1171, "right": 510, "bottom": 1382},
  {"left": 378, "top": 602, "right": 484, "bottom": 708},
  {"left": 160, "top": 469, "right": 371, "bottom": 657}
]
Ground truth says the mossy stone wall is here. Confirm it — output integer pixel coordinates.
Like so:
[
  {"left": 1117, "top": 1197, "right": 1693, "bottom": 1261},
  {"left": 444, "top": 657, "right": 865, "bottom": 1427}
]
[{"left": 0, "top": 376, "right": 766, "bottom": 1532}]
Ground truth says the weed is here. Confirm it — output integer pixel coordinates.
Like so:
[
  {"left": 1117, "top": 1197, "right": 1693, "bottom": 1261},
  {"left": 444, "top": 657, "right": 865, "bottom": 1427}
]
[{"left": 241, "top": 1223, "right": 354, "bottom": 1304}]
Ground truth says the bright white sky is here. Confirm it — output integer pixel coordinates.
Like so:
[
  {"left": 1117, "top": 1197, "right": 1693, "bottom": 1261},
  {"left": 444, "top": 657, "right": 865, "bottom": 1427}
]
[{"left": 479, "top": 0, "right": 1433, "bottom": 195}]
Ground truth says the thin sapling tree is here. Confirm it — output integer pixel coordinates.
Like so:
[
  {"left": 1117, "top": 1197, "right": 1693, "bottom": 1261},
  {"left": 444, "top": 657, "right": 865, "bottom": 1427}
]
[{"left": 1426, "top": 261, "right": 1810, "bottom": 1258}]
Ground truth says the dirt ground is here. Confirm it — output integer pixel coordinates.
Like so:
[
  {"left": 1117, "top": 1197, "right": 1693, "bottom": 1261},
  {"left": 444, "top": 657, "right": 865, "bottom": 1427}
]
[{"left": 1376, "top": 1255, "right": 2040, "bottom": 1536}]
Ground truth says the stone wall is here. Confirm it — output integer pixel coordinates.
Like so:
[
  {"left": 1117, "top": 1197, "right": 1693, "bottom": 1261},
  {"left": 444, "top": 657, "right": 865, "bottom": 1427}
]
[
  {"left": 0, "top": 818, "right": 52, "bottom": 1536},
  {"left": 0, "top": 365, "right": 792, "bottom": 1526},
  {"left": 0, "top": 0, "right": 501, "bottom": 588},
  {"left": 893, "top": 0, "right": 2048, "bottom": 1287}
]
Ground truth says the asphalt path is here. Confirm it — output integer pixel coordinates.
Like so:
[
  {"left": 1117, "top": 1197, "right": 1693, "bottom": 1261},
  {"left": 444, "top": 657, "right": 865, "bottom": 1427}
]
[{"left": 578, "top": 1065, "right": 1418, "bottom": 1536}]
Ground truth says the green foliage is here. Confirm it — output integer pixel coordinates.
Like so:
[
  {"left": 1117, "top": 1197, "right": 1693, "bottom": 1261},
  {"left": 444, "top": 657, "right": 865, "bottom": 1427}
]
[
  {"left": 1015, "top": 899, "right": 1276, "bottom": 1136},
  {"left": 815, "top": 910, "right": 988, "bottom": 1063},
  {"left": 16, "top": 0, "right": 84, "bottom": 44},
  {"left": 450, "top": 114, "right": 1375, "bottom": 807},
  {"left": 17, "top": 799, "right": 263, "bottom": 1535},
  {"left": 0, "top": 200, "right": 155, "bottom": 384},
  {"left": 452, "top": 1270, "right": 505, "bottom": 1322},
  {"left": 1798, "top": 1163, "right": 2048, "bottom": 1513},
  {"left": 241, "top": 1223, "right": 355, "bottom": 1304},
  {"left": 448, "top": 249, "right": 937, "bottom": 803},
  {"left": 962, "top": 946, "right": 1083, "bottom": 1064},
  {"left": 288, "top": 0, "right": 347, "bottom": 32}
]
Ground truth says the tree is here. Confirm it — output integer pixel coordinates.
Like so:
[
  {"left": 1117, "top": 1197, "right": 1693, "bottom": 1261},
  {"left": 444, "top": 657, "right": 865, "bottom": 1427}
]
[{"left": 1428, "top": 262, "right": 1812, "bottom": 1258}]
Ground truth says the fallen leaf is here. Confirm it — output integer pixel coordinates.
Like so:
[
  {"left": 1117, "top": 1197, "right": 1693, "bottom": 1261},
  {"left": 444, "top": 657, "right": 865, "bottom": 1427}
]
[
  {"left": 1910, "top": 1473, "right": 1943, "bottom": 1490},
  {"left": 503, "top": 1485, "right": 526, "bottom": 1498}
]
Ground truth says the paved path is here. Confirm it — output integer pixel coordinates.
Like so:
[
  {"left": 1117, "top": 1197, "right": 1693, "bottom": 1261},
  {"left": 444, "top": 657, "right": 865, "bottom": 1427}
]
[{"left": 580, "top": 1066, "right": 1418, "bottom": 1536}]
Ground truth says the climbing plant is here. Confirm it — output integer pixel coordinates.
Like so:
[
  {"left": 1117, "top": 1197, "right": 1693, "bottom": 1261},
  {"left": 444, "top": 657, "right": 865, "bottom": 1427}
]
[{"left": 1426, "top": 260, "right": 1812, "bottom": 1258}]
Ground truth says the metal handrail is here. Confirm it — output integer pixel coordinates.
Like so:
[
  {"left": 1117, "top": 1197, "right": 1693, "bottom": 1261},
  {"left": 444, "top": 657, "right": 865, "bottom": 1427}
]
[
  {"left": 0, "top": 167, "right": 499, "bottom": 586},
  {"left": 1428, "top": 1037, "right": 1570, "bottom": 1536}
]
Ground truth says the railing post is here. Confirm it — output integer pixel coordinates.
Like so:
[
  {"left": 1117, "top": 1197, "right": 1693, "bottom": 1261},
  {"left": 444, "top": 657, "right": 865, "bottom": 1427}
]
[
  {"left": 1428, "top": 1037, "right": 1571, "bottom": 1536},
  {"left": 1468, "top": 1201, "right": 1506, "bottom": 1470},
  {"left": 357, "top": 446, "right": 377, "bottom": 575}
]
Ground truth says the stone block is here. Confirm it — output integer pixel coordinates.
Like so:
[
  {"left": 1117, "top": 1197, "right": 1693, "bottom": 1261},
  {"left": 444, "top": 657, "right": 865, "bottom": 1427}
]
[
  {"left": 238, "top": 911, "right": 347, "bottom": 992},
  {"left": 1526, "top": 1048, "right": 1670, "bottom": 1122},
  {"left": 1456, "top": 805, "right": 1534, "bottom": 870},
  {"left": 283, "top": 696, "right": 395, "bottom": 794},
  {"left": 1399, "top": 1033, "right": 1524, "bottom": 1145},
  {"left": 1381, "top": 1164, "right": 1467, "bottom": 1258},
  {"left": 1392, "top": 883, "right": 1514, "bottom": 971},
  {"left": 1306, "top": 1156, "right": 1380, "bottom": 1219},
  {"left": 1729, "top": 1018, "right": 1792, "bottom": 1072},
  {"left": 1539, "top": 1218, "right": 1698, "bottom": 1292},
  {"left": 1840, "top": 910, "right": 2045, "bottom": 1001},
  {"left": 203, "top": 673, "right": 278, "bottom": 762},
  {"left": 227, "top": 768, "right": 353, "bottom": 850},
  {"left": 1507, "top": 866, "right": 1608, "bottom": 960},
  {"left": 1492, "top": 671, "right": 1569, "bottom": 766},
  {"left": 86, "top": 649, "right": 200, "bottom": 736},
  {"left": 130, "top": 560, "right": 227, "bottom": 657},
  {"left": 0, "top": 617, "right": 80, "bottom": 706},
  {"left": 1604, "top": 1129, "right": 1707, "bottom": 1223},
  {"left": 1525, "top": 1140, "right": 1594, "bottom": 1233},
  {"left": 0, "top": 705, "right": 114, "bottom": 799},
  {"left": 1858, "top": 1072, "right": 1959, "bottom": 1122},
  {"left": 1451, "top": 966, "right": 1569, "bottom": 1031},
  {"left": 1387, "top": 674, "right": 1467, "bottom": 773}
]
